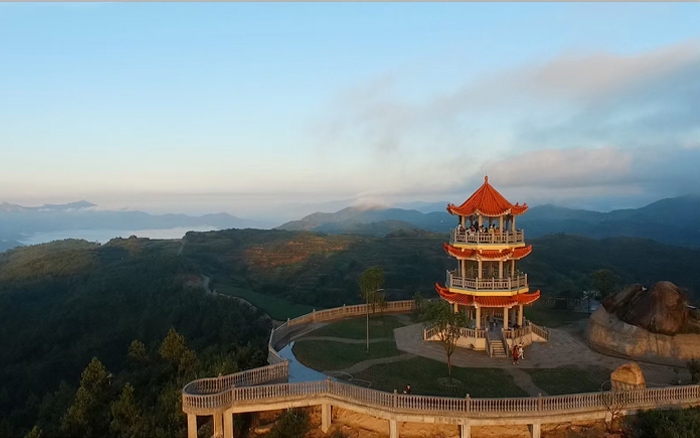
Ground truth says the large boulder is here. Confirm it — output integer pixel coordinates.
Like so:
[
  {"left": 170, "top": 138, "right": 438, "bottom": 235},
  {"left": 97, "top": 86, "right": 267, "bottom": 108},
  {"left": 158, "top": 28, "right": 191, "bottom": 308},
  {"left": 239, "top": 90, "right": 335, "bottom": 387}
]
[
  {"left": 603, "top": 282, "right": 688, "bottom": 335},
  {"left": 610, "top": 362, "right": 646, "bottom": 391}
]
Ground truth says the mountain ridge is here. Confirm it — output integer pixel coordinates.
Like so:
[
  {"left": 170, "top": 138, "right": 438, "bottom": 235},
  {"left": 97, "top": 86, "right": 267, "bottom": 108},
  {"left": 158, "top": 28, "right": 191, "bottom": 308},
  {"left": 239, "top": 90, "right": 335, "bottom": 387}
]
[{"left": 278, "top": 195, "right": 700, "bottom": 247}]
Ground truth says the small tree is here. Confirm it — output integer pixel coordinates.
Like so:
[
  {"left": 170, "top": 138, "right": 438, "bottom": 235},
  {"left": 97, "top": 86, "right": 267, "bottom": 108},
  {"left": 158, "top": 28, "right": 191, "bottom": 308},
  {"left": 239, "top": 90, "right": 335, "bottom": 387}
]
[
  {"left": 359, "top": 267, "right": 385, "bottom": 314},
  {"left": 591, "top": 269, "right": 620, "bottom": 300},
  {"left": 359, "top": 267, "right": 385, "bottom": 351},
  {"left": 127, "top": 340, "right": 148, "bottom": 364},
  {"left": 421, "top": 300, "right": 469, "bottom": 380},
  {"left": 412, "top": 291, "right": 424, "bottom": 313},
  {"left": 61, "top": 357, "right": 113, "bottom": 437},
  {"left": 110, "top": 383, "right": 146, "bottom": 438},
  {"left": 688, "top": 359, "right": 700, "bottom": 384}
]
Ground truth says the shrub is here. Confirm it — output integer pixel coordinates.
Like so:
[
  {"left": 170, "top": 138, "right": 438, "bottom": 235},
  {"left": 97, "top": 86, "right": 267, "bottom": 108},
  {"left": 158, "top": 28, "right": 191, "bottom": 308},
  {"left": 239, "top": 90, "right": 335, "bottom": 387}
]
[{"left": 266, "top": 410, "right": 309, "bottom": 438}]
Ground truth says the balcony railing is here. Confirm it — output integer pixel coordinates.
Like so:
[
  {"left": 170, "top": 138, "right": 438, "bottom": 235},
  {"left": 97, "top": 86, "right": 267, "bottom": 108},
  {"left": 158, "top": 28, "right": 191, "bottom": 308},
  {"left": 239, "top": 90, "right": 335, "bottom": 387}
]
[
  {"left": 447, "top": 271, "right": 528, "bottom": 291},
  {"left": 450, "top": 228, "right": 524, "bottom": 245}
]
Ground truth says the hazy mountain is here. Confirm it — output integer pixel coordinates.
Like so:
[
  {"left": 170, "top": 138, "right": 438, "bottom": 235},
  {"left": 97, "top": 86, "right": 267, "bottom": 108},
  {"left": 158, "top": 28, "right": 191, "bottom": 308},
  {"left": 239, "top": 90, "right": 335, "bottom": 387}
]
[
  {"left": 278, "top": 195, "right": 700, "bottom": 247},
  {"left": 0, "top": 201, "right": 272, "bottom": 251}
]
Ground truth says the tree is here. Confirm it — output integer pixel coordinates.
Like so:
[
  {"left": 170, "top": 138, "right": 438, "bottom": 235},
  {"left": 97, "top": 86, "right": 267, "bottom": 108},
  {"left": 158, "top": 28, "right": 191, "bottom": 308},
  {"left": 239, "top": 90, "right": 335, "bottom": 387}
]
[
  {"left": 359, "top": 267, "right": 385, "bottom": 314},
  {"left": 159, "top": 328, "right": 187, "bottom": 363},
  {"left": 591, "top": 269, "right": 620, "bottom": 300},
  {"left": 61, "top": 357, "right": 113, "bottom": 438},
  {"left": 359, "top": 267, "right": 385, "bottom": 351},
  {"left": 23, "top": 426, "right": 42, "bottom": 438},
  {"left": 127, "top": 340, "right": 148, "bottom": 364},
  {"left": 420, "top": 300, "right": 469, "bottom": 380},
  {"left": 412, "top": 291, "right": 424, "bottom": 312},
  {"left": 110, "top": 383, "right": 146, "bottom": 438}
]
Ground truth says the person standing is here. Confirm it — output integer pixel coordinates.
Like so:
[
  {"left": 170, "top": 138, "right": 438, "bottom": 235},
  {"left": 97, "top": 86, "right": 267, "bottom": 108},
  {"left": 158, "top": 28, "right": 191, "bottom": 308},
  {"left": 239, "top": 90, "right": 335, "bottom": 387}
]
[
  {"left": 512, "top": 345, "right": 519, "bottom": 365},
  {"left": 518, "top": 343, "right": 524, "bottom": 361}
]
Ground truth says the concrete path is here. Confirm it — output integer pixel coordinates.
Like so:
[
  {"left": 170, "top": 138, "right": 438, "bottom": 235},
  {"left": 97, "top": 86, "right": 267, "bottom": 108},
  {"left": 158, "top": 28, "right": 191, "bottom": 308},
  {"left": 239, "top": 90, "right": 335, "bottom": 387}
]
[
  {"left": 394, "top": 323, "right": 691, "bottom": 386},
  {"left": 505, "top": 368, "right": 548, "bottom": 396},
  {"left": 333, "top": 353, "right": 417, "bottom": 375},
  {"left": 295, "top": 336, "right": 394, "bottom": 344}
]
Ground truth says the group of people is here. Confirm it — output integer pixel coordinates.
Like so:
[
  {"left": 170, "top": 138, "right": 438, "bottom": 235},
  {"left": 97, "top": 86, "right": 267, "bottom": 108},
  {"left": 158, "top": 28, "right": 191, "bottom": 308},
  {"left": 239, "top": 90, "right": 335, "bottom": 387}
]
[
  {"left": 458, "top": 223, "right": 504, "bottom": 236},
  {"left": 512, "top": 342, "right": 525, "bottom": 365}
]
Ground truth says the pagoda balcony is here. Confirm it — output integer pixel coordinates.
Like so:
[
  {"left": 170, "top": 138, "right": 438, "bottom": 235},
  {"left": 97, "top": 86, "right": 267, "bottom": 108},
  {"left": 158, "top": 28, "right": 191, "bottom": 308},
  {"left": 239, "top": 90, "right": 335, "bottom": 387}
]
[
  {"left": 450, "top": 228, "right": 524, "bottom": 245},
  {"left": 446, "top": 270, "right": 528, "bottom": 291}
]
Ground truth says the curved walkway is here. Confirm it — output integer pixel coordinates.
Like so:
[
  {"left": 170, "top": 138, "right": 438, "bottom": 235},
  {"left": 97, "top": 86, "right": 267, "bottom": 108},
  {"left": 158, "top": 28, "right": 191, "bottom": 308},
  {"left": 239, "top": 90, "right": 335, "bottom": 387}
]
[
  {"left": 295, "top": 336, "right": 394, "bottom": 344},
  {"left": 333, "top": 353, "right": 417, "bottom": 375}
]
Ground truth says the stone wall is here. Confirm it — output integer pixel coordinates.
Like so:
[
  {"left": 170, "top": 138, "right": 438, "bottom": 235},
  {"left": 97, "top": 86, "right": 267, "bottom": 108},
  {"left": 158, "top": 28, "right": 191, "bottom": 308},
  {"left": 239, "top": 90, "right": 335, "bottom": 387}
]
[{"left": 587, "top": 307, "right": 700, "bottom": 365}]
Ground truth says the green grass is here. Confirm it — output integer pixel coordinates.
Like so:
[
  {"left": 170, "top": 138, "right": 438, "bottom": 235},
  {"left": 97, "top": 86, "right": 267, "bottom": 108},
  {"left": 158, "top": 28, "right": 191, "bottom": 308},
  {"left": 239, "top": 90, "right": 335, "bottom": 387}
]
[
  {"left": 524, "top": 366, "right": 612, "bottom": 395},
  {"left": 292, "top": 340, "right": 401, "bottom": 371},
  {"left": 353, "top": 357, "right": 529, "bottom": 398},
  {"left": 215, "top": 281, "right": 317, "bottom": 320},
  {"left": 524, "top": 308, "right": 590, "bottom": 328},
  {"left": 309, "top": 315, "right": 407, "bottom": 339}
]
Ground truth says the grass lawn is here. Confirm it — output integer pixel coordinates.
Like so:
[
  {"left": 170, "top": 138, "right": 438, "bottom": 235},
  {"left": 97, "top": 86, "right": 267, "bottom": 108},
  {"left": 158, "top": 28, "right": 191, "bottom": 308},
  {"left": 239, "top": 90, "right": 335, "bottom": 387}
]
[
  {"left": 524, "top": 308, "right": 590, "bottom": 328},
  {"left": 525, "top": 366, "right": 612, "bottom": 395},
  {"left": 292, "top": 340, "right": 401, "bottom": 371},
  {"left": 309, "top": 315, "right": 408, "bottom": 339},
  {"left": 353, "top": 357, "right": 529, "bottom": 398},
  {"left": 215, "top": 281, "right": 317, "bottom": 320}
]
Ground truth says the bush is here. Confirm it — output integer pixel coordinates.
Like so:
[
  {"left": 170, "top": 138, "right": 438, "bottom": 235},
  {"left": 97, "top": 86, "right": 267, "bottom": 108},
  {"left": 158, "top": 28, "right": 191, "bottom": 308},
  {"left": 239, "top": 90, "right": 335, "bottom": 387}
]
[
  {"left": 624, "top": 407, "right": 700, "bottom": 438},
  {"left": 688, "top": 360, "right": 700, "bottom": 384},
  {"left": 266, "top": 410, "right": 309, "bottom": 438}
]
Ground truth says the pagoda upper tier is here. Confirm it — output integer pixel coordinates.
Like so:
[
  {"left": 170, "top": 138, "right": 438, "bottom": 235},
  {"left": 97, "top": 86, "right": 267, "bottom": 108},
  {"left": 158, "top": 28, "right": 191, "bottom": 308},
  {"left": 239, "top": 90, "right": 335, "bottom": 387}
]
[{"left": 447, "top": 176, "right": 528, "bottom": 217}]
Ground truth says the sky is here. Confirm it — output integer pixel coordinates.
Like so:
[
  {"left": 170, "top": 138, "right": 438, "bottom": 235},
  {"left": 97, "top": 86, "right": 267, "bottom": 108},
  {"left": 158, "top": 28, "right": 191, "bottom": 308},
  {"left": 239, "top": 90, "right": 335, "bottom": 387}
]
[{"left": 1, "top": 3, "right": 699, "bottom": 222}]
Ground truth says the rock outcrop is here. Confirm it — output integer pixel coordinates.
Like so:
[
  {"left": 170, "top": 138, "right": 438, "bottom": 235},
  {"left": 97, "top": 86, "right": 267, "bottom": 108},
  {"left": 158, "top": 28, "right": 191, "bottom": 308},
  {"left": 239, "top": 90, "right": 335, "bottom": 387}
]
[
  {"left": 588, "top": 282, "right": 700, "bottom": 364},
  {"left": 610, "top": 363, "right": 646, "bottom": 391},
  {"left": 602, "top": 282, "right": 688, "bottom": 335}
]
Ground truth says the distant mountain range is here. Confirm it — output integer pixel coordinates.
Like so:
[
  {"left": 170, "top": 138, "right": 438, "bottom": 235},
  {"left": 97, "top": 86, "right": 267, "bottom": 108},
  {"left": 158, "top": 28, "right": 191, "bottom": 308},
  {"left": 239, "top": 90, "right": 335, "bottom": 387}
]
[
  {"left": 0, "top": 201, "right": 272, "bottom": 251},
  {"left": 278, "top": 195, "right": 700, "bottom": 248}
]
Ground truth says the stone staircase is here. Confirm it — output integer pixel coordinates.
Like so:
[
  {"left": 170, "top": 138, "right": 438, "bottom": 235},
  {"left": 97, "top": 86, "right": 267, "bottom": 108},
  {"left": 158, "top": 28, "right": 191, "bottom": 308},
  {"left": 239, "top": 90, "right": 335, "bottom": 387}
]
[{"left": 491, "top": 340, "right": 508, "bottom": 358}]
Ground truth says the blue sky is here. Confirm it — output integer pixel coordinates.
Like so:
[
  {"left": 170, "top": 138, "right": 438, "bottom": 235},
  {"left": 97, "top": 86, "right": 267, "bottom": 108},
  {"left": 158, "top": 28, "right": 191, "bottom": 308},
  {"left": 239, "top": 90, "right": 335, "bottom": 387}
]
[{"left": 1, "top": 3, "right": 698, "bottom": 220}]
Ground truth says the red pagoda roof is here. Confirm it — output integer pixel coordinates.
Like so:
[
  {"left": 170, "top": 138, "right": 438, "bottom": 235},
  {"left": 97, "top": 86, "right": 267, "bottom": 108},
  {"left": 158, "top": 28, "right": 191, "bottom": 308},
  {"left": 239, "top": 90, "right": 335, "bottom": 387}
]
[
  {"left": 447, "top": 176, "right": 528, "bottom": 217},
  {"left": 435, "top": 283, "right": 540, "bottom": 307},
  {"left": 443, "top": 243, "right": 532, "bottom": 260}
]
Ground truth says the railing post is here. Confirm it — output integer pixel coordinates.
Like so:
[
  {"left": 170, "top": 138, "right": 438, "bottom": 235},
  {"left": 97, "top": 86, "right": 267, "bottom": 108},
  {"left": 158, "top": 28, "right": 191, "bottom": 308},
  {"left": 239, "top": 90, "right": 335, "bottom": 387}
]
[
  {"left": 537, "top": 393, "right": 543, "bottom": 411},
  {"left": 465, "top": 394, "right": 470, "bottom": 412},
  {"left": 327, "top": 376, "right": 331, "bottom": 393},
  {"left": 393, "top": 389, "right": 398, "bottom": 409}
]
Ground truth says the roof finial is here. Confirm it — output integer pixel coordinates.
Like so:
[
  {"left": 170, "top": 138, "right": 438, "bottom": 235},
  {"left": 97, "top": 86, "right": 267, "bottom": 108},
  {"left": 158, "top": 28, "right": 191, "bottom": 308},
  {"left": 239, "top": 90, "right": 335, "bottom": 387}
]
[{"left": 484, "top": 175, "right": 488, "bottom": 183}]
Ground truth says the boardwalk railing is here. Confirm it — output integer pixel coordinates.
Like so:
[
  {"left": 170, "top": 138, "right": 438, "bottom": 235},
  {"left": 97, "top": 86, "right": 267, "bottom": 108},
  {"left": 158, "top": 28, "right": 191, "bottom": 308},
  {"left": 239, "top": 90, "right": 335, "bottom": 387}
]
[
  {"left": 447, "top": 271, "right": 528, "bottom": 291},
  {"left": 451, "top": 229, "right": 525, "bottom": 245},
  {"left": 288, "top": 300, "right": 416, "bottom": 326},
  {"left": 183, "top": 300, "right": 698, "bottom": 422},
  {"left": 228, "top": 379, "right": 700, "bottom": 416},
  {"left": 503, "top": 326, "right": 531, "bottom": 340},
  {"left": 530, "top": 323, "right": 550, "bottom": 341}
]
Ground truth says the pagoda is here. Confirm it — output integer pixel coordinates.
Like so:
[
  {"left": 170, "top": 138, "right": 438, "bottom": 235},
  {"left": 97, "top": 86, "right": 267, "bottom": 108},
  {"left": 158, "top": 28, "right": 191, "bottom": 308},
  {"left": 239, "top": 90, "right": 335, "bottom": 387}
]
[{"left": 435, "top": 176, "right": 540, "bottom": 332}]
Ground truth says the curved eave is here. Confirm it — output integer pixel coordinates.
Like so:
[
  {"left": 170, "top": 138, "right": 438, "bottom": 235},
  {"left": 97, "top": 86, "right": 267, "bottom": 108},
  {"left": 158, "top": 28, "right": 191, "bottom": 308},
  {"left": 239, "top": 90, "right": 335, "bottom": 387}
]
[
  {"left": 436, "top": 283, "right": 541, "bottom": 307},
  {"left": 447, "top": 204, "right": 529, "bottom": 218},
  {"left": 443, "top": 243, "right": 532, "bottom": 260}
]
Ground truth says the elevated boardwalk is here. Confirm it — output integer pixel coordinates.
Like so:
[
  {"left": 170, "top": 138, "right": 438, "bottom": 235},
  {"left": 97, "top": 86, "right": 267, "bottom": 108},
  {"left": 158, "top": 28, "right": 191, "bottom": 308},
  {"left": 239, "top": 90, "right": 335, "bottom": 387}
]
[{"left": 182, "top": 300, "right": 700, "bottom": 438}]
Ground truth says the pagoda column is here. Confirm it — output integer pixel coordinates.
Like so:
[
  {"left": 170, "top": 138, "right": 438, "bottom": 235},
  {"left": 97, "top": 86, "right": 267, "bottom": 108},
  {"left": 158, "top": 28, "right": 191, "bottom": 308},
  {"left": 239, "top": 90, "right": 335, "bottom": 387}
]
[
  {"left": 475, "top": 306, "right": 481, "bottom": 329},
  {"left": 477, "top": 260, "right": 482, "bottom": 279},
  {"left": 518, "top": 304, "right": 524, "bottom": 326},
  {"left": 499, "top": 215, "right": 503, "bottom": 230},
  {"left": 512, "top": 216, "right": 516, "bottom": 231},
  {"left": 499, "top": 260, "right": 503, "bottom": 279},
  {"left": 511, "top": 259, "right": 515, "bottom": 276},
  {"left": 454, "top": 302, "right": 459, "bottom": 313},
  {"left": 460, "top": 215, "right": 466, "bottom": 228},
  {"left": 503, "top": 307, "right": 509, "bottom": 330},
  {"left": 461, "top": 259, "right": 466, "bottom": 277},
  {"left": 478, "top": 215, "right": 483, "bottom": 227}
]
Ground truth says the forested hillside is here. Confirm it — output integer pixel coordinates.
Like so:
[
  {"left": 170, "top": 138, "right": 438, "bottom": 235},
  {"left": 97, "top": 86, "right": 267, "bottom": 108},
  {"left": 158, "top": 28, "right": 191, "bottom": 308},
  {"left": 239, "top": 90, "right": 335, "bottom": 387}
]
[
  {"left": 0, "top": 238, "right": 270, "bottom": 438},
  {"left": 2, "top": 228, "right": 699, "bottom": 437},
  {"left": 182, "top": 229, "right": 700, "bottom": 309}
]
